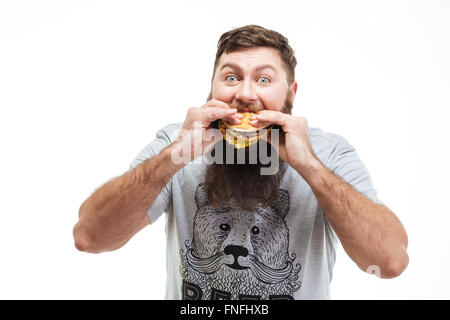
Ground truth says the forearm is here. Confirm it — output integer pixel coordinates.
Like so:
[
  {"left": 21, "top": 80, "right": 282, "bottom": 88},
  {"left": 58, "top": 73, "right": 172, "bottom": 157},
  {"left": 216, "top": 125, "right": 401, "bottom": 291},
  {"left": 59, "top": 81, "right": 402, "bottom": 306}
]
[
  {"left": 74, "top": 142, "right": 184, "bottom": 253},
  {"left": 297, "top": 157, "right": 409, "bottom": 278}
]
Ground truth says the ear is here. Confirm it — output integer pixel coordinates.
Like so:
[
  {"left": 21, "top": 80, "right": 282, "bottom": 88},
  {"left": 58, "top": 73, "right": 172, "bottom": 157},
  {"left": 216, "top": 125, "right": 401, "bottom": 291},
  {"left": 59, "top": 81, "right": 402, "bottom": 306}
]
[
  {"left": 289, "top": 80, "right": 298, "bottom": 105},
  {"left": 195, "top": 183, "right": 210, "bottom": 209},
  {"left": 271, "top": 189, "right": 290, "bottom": 219}
]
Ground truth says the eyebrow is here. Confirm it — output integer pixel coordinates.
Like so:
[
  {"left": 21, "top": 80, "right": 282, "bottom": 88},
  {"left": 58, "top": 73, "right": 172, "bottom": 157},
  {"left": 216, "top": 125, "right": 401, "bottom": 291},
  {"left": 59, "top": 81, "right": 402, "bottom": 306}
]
[{"left": 220, "top": 63, "right": 278, "bottom": 74}]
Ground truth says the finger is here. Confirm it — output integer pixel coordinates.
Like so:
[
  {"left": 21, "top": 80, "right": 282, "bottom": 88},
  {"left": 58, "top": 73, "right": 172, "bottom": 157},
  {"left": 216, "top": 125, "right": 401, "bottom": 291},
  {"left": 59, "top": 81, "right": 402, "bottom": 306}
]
[
  {"left": 201, "top": 106, "right": 237, "bottom": 122},
  {"left": 249, "top": 118, "right": 272, "bottom": 128},
  {"left": 251, "top": 110, "right": 290, "bottom": 127},
  {"left": 223, "top": 112, "right": 244, "bottom": 124},
  {"left": 222, "top": 114, "right": 242, "bottom": 125},
  {"left": 202, "top": 98, "right": 232, "bottom": 110},
  {"left": 201, "top": 99, "right": 240, "bottom": 123}
]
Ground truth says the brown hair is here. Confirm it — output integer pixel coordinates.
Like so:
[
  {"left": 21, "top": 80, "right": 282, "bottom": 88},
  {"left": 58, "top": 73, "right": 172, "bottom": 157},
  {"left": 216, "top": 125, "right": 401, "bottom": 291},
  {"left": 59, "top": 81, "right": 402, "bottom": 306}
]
[{"left": 213, "top": 25, "right": 297, "bottom": 84}]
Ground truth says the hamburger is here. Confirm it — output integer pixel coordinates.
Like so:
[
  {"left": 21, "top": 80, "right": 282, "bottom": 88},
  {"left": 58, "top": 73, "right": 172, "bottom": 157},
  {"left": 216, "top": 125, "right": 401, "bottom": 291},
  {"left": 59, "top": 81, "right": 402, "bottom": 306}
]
[{"left": 218, "top": 112, "right": 273, "bottom": 148}]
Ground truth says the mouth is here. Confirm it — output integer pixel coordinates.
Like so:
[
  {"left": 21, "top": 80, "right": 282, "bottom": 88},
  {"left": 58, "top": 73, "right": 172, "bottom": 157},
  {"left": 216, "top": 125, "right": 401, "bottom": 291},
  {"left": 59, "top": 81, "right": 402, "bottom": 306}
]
[
  {"left": 229, "top": 103, "right": 264, "bottom": 113},
  {"left": 219, "top": 112, "right": 273, "bottom": 149}
]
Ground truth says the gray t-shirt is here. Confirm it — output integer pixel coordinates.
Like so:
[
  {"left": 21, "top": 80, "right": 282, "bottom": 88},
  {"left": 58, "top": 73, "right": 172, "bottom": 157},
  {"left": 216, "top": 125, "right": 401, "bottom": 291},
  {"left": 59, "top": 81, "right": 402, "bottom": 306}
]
[{"left": 130, "top": 123, "right": 383, "bottom": 300}]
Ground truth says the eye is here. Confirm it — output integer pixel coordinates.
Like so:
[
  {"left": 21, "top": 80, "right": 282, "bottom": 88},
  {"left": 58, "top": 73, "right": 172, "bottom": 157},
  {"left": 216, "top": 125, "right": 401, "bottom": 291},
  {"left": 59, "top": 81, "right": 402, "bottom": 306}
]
[
  {"left": 226, "top": 75, "right": 238, "bottom": 82},
  {"left": 251, "top": 226, "right": 260, "bottom": 235},
  {"left": 219, "top": 223, "right": 230, "bottom": 231},
  {"left": 257, "top": 77, "right": 270, "bottom": 83}
]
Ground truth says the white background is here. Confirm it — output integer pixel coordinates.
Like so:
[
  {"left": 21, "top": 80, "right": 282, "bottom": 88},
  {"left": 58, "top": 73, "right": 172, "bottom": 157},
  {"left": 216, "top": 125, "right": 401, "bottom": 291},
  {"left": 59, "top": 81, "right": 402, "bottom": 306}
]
[{"left": 0, "top": 0, "right": 449, "bottom": 299}]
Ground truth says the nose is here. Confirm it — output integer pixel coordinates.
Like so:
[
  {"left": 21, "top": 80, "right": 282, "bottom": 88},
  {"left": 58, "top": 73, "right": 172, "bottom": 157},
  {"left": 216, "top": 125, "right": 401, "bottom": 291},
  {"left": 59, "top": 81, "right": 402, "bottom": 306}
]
[
  {"left": 235, "top": 79, "right": 258, "bottom": 105},
  {"left": 224, "top": 245, "right": 249, "bottom": 259},
  {"left": 224, "top": 245, "right": 249, "bottom": 270}
]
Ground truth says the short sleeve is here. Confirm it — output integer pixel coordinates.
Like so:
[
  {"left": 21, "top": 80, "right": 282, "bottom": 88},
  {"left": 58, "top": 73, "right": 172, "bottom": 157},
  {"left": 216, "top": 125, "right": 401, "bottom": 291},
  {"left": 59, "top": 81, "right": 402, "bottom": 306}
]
[
  {"left": 327, "top": 136, "right": 384, "bottom": 206},
  {"left": 129, "top": 123, "right": 181, "bottom": 223}
]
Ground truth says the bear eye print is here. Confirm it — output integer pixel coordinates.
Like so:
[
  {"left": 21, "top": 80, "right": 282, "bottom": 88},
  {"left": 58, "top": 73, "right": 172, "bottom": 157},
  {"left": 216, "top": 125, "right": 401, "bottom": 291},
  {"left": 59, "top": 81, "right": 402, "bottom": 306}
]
[
  {"left": 219, "top": 223, "right": 230, "bottom": 232},
  {"left": 251, "top": 226, "right": 260, "bottom": 235}
]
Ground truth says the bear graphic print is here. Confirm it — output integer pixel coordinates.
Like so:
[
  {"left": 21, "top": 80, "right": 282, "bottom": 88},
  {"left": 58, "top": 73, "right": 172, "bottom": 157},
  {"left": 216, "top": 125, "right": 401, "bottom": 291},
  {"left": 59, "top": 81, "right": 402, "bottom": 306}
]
[{"left": 180, "top": 183, "right": 302, "bottom": 300}]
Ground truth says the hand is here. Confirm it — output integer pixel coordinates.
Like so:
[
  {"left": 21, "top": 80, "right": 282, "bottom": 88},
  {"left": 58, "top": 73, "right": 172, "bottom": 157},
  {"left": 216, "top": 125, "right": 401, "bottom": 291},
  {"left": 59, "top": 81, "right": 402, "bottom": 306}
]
[
  {"left": 173, "top": 99, "right": 242, "bottom": 163},
  {"left": 250, "top": 110, "right": 319, "bottom": 173}
]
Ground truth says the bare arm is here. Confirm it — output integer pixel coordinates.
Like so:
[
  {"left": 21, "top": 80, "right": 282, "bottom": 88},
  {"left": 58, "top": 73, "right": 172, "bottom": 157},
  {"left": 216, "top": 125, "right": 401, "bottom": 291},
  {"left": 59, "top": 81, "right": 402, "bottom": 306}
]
[
  {"left": 253, "top": 110, "right": 409, "bottom": 279},
  {"left": 73, "top": 143, "right": 184, "bottom": 253},
  {"left": 300, "top": 158, "right": 409, "bottom": 279},
  {"left": 73, "top": 99, "right": 239, "bottom": 254}
]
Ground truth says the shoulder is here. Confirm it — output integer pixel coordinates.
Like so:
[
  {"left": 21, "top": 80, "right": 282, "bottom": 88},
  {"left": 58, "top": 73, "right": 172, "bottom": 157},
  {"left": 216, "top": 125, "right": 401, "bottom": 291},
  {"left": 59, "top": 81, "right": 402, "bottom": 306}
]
[
  {"left": 308, "top": 127, "right": 353, "bottom": 165},
  {"left": 155, "top": 122, "right": 183, "bottom": 143},
  {"left": 129, "top": 123, "right": 183, "bottom": 170},
  {"left": 309, "top": 127, "right": 349, "bottom": 146}
]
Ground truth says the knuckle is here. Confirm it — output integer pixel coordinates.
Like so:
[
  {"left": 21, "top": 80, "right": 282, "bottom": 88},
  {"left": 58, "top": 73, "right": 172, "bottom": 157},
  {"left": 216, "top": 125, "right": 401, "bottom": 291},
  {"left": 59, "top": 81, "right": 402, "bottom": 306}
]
[
  {"left": 202, "top": 100, "right": 213, "bottom": 108},
  {"left": 187, "top": 106, "right": 199, "bottom": 116},
  {"left": 209, "top": 98, "right": 228, "bottom": 108},
  {"left": 293, "top": 117, "right": 307, "bottom": 128},
  {"left": 187, "top": 106, "right": 196, "bottom": 114},
  {"left": 186, "top": 107, "right": 201, "bottom": 122},
  {"left": 209, "top": 108, "right": 220, "bottom": 118}
]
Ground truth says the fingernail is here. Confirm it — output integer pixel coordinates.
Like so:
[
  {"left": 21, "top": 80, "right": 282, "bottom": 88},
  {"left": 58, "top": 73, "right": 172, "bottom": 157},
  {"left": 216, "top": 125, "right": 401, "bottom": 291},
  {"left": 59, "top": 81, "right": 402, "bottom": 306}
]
[{"left": 236, "top": 114, "right": 244, "bottom": 118}]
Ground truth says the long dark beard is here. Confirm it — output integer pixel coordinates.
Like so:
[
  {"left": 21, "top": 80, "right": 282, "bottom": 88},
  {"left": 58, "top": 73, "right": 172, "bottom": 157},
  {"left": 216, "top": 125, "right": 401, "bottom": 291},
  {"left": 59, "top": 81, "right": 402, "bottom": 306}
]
[
  {"left": 204, "top": 90, "right": 293, "bottom": 208},
  {"left": 204, "top": 139, "right": 286, "bottom": 209}
]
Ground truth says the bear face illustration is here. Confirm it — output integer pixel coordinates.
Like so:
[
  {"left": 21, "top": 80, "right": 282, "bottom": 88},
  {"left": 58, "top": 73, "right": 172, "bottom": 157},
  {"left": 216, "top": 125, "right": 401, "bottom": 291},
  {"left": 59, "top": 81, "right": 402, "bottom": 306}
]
[{"left": 180, "top": 183, "right": 301, "bottom": 300}]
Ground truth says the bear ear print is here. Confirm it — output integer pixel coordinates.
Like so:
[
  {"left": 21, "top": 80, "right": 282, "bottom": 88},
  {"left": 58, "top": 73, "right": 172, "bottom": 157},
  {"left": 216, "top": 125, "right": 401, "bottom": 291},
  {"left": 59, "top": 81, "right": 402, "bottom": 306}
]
[
  {"left": 271, "top": 189, "right": 290, "bottom": 218},
  {"left": 195, "top": 183, "right": 210, "bottom": 208}
]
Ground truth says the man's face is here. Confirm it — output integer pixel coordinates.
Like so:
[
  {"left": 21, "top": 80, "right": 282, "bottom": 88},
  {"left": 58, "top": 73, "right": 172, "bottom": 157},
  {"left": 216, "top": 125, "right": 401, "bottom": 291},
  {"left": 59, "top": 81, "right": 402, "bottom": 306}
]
[
  {"left": 205, "top": 47, "right": 297, "bottom": 208},
  {"left": 211, "top": 47, "right": 297, "bottom": 111}
]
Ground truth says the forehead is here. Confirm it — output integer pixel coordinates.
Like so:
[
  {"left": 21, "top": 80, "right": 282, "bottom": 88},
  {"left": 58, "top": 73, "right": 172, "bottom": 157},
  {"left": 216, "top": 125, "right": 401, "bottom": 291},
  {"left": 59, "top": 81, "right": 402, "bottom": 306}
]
[{"left": 215, "top": 47, "right": 286, "bottom": 74}]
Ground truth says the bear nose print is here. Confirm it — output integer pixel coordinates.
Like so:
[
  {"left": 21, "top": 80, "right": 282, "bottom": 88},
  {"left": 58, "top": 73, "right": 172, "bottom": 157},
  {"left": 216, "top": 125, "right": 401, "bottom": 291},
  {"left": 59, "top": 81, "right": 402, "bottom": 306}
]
[
  {"left": 224, "top": 245, "right": 249, "bottom": 270},
  {"left": 224, "top": 245, "right": 248, "bottom": 259}
]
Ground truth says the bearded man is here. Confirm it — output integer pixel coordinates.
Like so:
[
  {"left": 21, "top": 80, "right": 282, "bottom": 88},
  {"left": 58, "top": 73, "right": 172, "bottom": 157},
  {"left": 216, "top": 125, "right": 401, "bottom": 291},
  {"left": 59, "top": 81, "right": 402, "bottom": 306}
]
[{"left": 73, "top": 25, "right": 409, "bottom": 300}]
